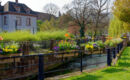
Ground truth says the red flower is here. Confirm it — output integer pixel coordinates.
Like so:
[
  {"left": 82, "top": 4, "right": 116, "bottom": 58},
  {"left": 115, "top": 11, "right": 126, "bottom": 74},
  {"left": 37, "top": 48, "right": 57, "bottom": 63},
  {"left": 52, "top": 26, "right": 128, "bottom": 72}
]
[
  {"left": 65, "top": 33, "right": 69, "bottom": 37},
  {"left": 0, "top": 36, "right": 3, "bottom": 41}
]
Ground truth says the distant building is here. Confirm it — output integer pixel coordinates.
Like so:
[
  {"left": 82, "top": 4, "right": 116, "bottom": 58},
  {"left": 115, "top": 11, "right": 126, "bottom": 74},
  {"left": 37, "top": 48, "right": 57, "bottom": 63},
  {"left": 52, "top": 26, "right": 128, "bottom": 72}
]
[
  {"left": 36, "top": 12, "right": 57, "bottom": 22},
  {"left": 0, "top": 0, "right": 37, "bottom": 33}
]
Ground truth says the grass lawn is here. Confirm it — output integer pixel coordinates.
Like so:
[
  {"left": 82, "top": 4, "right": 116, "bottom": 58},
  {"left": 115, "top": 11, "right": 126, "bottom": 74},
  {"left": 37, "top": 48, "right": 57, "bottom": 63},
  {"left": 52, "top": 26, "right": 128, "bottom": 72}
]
[{"left": 61, "top": 47, "right": 130, "bottom": 80}]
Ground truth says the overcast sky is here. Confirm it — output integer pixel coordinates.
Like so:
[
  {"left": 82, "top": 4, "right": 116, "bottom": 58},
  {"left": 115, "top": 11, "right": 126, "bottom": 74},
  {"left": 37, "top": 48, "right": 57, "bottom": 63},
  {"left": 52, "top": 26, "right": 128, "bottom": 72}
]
[
  {"left": 1, "top": 0, "right": 73, "bottom": 12},
  {"left": 1, "top": 0, "right": 114, "bottom": 13}
]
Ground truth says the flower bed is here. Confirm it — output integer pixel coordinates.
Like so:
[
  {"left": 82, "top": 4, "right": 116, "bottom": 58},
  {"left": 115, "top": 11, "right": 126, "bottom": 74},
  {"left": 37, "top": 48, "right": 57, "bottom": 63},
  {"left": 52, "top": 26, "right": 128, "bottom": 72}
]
[
  {"left": 81, "top": 38, "right": 123, "bottom": 54},
  {"left": 0, "top": 37, "right": 22, "bottom": 63},
  {"left": 80, "top": 40, "right": 105, "bottom": 54},
  {"left": 104, "top": 38, "right": 123, "bottom": 48},
  {"left": 0, "top": 42, "right": 22, "bottom": 56},
  {"left": 53, "top": 40, "right": 79, "bottom": 52},
  {"left": 52, "top": 40, "right": 80, "bottom": 57}
]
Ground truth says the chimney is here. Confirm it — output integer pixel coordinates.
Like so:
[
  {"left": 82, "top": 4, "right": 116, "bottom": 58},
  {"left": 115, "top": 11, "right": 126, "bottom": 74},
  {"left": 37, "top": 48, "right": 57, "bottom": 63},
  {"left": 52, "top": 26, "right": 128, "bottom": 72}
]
[{"left": 16, "top": 0, "right": 18, "bottom": 3}]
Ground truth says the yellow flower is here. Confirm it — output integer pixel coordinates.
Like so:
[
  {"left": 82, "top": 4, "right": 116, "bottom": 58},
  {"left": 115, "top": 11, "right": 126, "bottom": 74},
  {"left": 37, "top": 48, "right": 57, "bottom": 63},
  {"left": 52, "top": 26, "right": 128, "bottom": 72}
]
[
  {"left": 7, "top": 49, "right": 13, "bottom": 52},
  {"left": 92, "top": 37, "right": 94, "bottom": 40},
  {"left": 10, "top": 45, "right": 16, "bottom": 49},
  {"left": 61, "top": 40, "right": 64, "bottom": 43},
  {"left": 5, "top": 46, "right": 9, "bottom": 49},
  {"left": 14, "top": 49, "right": 18, "bottom": 51},
  {"left": 90, "top": 45, "right": 94, "bottom": 49},
  {"left": 3, "top": 48, "right": 8, "bottom": 52},
  {"left": 85, "top": 44, "right": 90, "bottom": 49}
]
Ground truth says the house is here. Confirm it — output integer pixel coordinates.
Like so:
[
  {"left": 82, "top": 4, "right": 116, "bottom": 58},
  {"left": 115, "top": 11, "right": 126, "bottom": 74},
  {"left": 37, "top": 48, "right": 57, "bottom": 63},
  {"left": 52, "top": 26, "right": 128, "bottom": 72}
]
[{"left": 0, "top": 0, "right": 37, "bottom": 33}]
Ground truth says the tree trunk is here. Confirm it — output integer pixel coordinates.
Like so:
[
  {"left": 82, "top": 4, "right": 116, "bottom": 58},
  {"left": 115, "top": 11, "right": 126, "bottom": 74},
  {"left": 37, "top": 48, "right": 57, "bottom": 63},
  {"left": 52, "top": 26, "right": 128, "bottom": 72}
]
[{"left": 80, "top": 25, "right": 85, "bottom": 37}]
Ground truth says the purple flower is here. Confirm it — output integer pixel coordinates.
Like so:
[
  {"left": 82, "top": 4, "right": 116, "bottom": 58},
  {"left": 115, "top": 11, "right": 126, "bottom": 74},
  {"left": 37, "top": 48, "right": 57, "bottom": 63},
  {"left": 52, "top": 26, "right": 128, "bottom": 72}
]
[
  {"left": 93, "top": 44, "right": 97, "bottom": 47},
  {"left": 53, "top": 46, "right": 59, "bottom": 51},
  {"left": 76, "top": 46, "right": 80, "bottom": 49},
  {"left": 17, "top": 49, "right": 22, "bottom": 53},
  {"left": 0, "top": 49, "right": 3, "bottom": 54}
]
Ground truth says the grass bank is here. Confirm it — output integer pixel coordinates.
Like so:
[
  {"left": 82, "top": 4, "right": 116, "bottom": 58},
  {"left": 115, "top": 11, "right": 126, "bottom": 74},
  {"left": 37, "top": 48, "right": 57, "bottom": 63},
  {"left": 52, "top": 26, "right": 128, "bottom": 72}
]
[{"left": 61, "top": 47, "right": 130, "bottom": 80}]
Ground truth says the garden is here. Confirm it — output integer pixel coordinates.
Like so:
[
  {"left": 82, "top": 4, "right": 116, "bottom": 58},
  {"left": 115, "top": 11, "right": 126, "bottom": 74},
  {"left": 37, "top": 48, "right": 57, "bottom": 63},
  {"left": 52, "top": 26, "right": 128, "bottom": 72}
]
[{"left": 0, "top": 0, "right": 130, "bottom": 80}]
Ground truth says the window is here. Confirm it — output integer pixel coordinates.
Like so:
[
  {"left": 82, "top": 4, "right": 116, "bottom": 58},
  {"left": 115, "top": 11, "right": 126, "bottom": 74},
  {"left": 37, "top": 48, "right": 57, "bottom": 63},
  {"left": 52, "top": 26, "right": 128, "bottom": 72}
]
[
  {"left": 16, "top": 17, "right": 22, "bottom": 26},
  {"left": 4, "top": 16, "right": 7, "bottom": 25},
  {"left": 24, "top": 8, "right": 30, "bottom": 14},
  {"left": 26, "top": 18, "right": 31, "bottom": 26},
  {"left": 13, "top": 5, "right": 21, "bottom": 12}
]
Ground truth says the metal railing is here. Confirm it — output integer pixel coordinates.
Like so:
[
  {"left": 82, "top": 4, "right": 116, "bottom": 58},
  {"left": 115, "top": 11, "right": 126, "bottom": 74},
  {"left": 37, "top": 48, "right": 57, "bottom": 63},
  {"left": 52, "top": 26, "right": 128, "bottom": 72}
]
[{"left": 0, "top": 41, "right": 124, "bottom": 80}]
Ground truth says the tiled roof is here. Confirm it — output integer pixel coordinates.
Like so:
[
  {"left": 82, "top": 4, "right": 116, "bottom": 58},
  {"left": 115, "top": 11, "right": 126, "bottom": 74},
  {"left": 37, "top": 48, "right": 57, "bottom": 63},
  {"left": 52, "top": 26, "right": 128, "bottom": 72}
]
[
  {"left": 36, "top": 12, "right": 57, "bottom": 21},
  {"left": 0, "top": 1, "right": 36, "bottom": 15},
  {"left": 0, "top": 6, "right": 3, "bottom": 13}
]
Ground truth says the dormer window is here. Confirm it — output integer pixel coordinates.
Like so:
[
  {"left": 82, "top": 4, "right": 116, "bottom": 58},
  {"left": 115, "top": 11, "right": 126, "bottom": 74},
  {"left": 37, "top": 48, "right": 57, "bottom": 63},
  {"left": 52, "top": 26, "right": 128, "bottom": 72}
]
[
  {"left": 13, "top": 5, "right": 20, "bottom": 12},
  {"left": 24, "top": 8, "right": 30, "bottom": 14}
]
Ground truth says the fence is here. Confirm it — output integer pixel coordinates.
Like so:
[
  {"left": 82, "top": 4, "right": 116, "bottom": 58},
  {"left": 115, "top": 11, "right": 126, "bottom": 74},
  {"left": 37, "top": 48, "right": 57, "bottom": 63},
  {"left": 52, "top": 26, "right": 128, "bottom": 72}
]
[{"left": 0, "top": 40, "right": 125, "bottom": 80}]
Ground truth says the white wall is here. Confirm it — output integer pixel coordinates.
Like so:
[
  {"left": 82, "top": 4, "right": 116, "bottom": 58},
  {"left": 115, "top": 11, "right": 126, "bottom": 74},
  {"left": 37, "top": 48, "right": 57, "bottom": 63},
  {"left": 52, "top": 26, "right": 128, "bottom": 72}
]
[
  {"left": 0, "top": 15, "right": 2, "bottom": 31},
  {"left": 2, "top": 14, "right": 9, "bottom": 31},
  {"left": 1, "top": 14, "right": 37, "bottom": 33}
]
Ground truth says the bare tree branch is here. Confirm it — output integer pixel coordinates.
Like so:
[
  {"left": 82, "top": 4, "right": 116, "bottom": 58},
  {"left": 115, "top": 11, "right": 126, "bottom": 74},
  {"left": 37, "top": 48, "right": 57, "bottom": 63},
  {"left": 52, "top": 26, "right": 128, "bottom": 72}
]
[{"left": 43, "top": 3, "right": 59, "bottom": 16}]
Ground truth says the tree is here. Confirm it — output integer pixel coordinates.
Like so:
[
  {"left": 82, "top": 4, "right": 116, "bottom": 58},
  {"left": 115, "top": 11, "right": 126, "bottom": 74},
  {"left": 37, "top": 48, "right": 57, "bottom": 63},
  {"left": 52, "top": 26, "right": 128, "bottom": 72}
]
[
  {"left": 43, "top": 3, "right": 59, "bottom": 16},
  {"left": 90, "top": 0, "right": 110, "bottom": 36},
  {"left": 37, "top": 20, "right": 43, "bottom": 31},
  {"left": 58, "top": 11, "right": 62, "bottom": 17},
  {"left": 58, "top": 14, "right": 73, "bottom": 29},
  {"left": 113, "top": 0, "right": 130, "bottom": 23},
  {"left": 39, "top": 17, "right": 59, "bottom": 31},
  {"left": 112, "top": 0, "right": 130, "bottom": 35},
  {"left": 108, "top": 16, "right": 124, "bottom": 37},
  {"left": 65, "top": 0, "right": 91, "bottom": 37}
]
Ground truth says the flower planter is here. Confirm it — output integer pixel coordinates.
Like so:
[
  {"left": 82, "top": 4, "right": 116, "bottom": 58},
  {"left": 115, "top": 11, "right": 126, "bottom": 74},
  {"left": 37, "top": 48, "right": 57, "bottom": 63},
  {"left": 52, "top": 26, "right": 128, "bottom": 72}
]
[
  {"left": 0, "top": 53, "right": 22, "bottom": 64},
  {"left": 53, "top": 50, "right": 79, "bottom": 58}
]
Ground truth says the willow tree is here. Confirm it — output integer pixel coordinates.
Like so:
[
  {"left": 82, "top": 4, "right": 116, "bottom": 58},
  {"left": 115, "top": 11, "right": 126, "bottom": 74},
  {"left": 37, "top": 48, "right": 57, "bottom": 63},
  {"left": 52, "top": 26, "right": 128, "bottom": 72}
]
[
  {"left": 108, "top": 16, "right": 124, "bottom": 37},
  {"left": 109, "top": 0, "right": 130, "bottom": 38},
  {"left": 113, "top": 0, "right": 130, "bottom": 24},
  {"left": 113, "top": 0, "right": 130, "bottom": 32}
]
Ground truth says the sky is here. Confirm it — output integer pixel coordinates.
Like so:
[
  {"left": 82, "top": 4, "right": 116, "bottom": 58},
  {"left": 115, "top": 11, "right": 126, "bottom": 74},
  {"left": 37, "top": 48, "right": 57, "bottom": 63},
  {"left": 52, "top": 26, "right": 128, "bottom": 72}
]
[
  {"left": 1, "top": 0, "right": 73, "bottom": 12},
  {"left": 1, "top": 0, "right": 114, "bottom": 13}
]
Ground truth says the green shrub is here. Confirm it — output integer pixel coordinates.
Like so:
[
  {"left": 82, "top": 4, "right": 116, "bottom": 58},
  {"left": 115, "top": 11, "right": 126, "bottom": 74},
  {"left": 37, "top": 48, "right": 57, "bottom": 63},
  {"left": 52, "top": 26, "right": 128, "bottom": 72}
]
[
  {"left": 0, "top": 30, "right": 69, "bottom": 41},
  {"left": 96, "top": 40, "right": 104, "bottom": 49},
  {"left": 104, "top": 38, "right": 123, "bottom": 47},
  {"left": 0, "top": 31, "right": 39, "bottom": 41},
  {"left": 36, "top": 30, "right": 67, "bottom": 40}
]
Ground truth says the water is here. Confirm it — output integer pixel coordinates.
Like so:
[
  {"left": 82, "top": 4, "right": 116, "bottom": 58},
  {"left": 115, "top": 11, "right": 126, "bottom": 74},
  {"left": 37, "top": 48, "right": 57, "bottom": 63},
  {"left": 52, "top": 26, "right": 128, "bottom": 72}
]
[{"left": 69, "top": 54, "right": 107, "bottom": 70}]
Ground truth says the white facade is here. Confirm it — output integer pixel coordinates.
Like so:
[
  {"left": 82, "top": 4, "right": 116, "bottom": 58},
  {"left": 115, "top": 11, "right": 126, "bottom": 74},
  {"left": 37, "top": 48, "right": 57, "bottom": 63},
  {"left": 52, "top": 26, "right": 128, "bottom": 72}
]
[
  {"left": 0, "top": 1, "right": 38, "bottom": 33},
  {"left": 0, "top": 15, "right": 2, "bottom": 32},
  {"left": 0, "top": 14, "right": 37, "bottom": 33}
]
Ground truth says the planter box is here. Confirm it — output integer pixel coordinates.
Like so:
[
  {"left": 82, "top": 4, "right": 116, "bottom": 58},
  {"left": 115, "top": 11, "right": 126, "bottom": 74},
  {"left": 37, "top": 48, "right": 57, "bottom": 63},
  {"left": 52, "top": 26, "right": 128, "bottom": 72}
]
[
  {"left": 0, "top": 53, "right": 22, "bottom": 64},
  {"left": 53, "top": 50, "right": 79, "bottom": 58}
]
